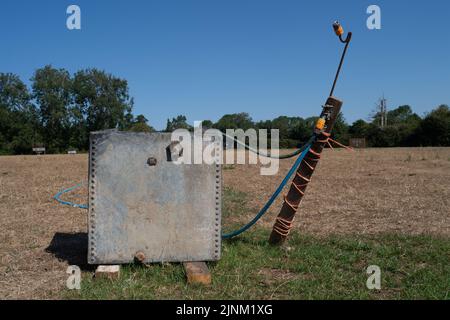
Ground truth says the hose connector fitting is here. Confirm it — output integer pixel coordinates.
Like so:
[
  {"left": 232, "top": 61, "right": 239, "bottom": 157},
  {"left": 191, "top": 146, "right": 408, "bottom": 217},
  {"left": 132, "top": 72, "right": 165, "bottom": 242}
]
[
  {"left": 333, "top": 21, "right": 344, "bottom": 37},
  {"left": 315, "top": 117, "right": 326, "bottom": 133}
]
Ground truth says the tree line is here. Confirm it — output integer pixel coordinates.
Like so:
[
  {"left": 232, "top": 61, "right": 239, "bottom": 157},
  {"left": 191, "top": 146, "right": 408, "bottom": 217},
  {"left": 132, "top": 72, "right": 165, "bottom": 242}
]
[
  {"left": 170, "top": 105, "right": 450, "bottom": 149},
  {"left": 1, "top": 66, "right": 449, "bottom": 155}
]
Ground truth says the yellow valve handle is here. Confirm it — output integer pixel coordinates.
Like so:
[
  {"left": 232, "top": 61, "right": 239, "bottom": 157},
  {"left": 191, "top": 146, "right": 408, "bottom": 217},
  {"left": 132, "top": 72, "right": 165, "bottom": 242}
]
[{"left": 315, "top": 118, "right": 326, "bottom": 131}]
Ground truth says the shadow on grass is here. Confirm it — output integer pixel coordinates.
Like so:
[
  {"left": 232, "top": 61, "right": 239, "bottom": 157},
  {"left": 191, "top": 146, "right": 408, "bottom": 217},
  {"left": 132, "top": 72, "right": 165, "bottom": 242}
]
[{"left": 46, "top": 232, "right": 96, "bottom": 271}]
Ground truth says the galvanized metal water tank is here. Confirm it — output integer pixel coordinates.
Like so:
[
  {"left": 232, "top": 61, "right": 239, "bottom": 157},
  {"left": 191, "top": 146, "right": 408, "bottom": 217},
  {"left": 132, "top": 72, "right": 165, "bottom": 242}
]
[{"left": 87, "top": 130, "right": 222, "bottom": 264}]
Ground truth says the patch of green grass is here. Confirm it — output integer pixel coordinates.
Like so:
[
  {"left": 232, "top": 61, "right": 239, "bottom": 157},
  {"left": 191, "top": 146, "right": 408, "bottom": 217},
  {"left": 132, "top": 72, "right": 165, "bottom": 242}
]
[
  {"left": 223, "top": 164, "right": 236, "bottom": 170},
  {"left": 221, "top": 186, "right": 248, "bottom": 221},
  {"left": 65, "top": 188, "right": 450, "bottom": 300}
]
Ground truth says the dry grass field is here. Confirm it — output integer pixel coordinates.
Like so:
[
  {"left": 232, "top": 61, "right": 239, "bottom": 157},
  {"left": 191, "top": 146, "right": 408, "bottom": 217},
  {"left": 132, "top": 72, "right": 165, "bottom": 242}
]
[
  {"left": 0, "top": 147, "right": 449, "bottom": 299},
  {"left": 224, "top": 148, "right": 450, "bottom": 236}
]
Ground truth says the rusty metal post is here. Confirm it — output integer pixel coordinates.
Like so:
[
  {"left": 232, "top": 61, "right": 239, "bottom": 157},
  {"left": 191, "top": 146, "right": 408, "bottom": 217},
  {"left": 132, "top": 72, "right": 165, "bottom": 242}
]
[{"left": 269, "top": 96, "right": 343, "bottom": 245}]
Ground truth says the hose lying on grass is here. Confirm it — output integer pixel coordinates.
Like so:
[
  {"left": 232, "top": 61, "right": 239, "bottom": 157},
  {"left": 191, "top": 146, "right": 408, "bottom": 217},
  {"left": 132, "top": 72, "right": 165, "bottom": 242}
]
[{"left": 53, "top": 183, "right": 88, "bottom": 209}]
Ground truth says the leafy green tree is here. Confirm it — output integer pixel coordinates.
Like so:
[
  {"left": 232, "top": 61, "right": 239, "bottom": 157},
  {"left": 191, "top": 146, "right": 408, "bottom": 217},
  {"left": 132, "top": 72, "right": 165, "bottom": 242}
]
[
  {"left": 214, "top": 113, "right": 253, "bottom": 132},
  {"left": 304, "top": 116, "right": 319, "bottom": 130},
  {"left": 331, "top": 112, "right": 350, "bottom": 144},
  {"left": 270, "top": 116, "right": 291, "bottom": 140},
  {"left": 135, "top": 114, "right": 148, "bottom": 124},
  {"left": 165, "top": 115, "right": 192, "bottom": 132},
  {"left": 255, "top": 119, "right": 272, "bottom": 131},
  {"left": 129, "top": 114, "right": 155, "bottom": 133},
  {"left": 72, "top": 68, "right": 134, "bottom": 149},
  {"left": 0, "top": 73, "right": 39, "bottom": 154},
  {"left": 129, "top": 122, "right": 154, "bottom": 133},
  {"left": 386, "top": 105, "right": 417, "bottom": 126},
  {"left": 290, "top": 118, "right": 311, "bottom": 144},
  {"left": 200, "top": 120, "right": 214, "bottom": 129},
  {"left": 259, "top": 116, "right": 312, "bottom": 148},
  {"left": 368, "top": 105, "right": 422, "bottom": 147},
  {"left": 32, "top": 66, "right": 72, "bottom": 152},
  {"left": 387, "top": 106, "right": 421, "bottom": 146},
  {"left": 349, "top": 119, "right": 370, "bottom": 138},
  {"left": 415, "top": 105, "right": 450, "bottom": 146},
  {"left": 0, "top": 73, "right": 30, "bottom": 110}
]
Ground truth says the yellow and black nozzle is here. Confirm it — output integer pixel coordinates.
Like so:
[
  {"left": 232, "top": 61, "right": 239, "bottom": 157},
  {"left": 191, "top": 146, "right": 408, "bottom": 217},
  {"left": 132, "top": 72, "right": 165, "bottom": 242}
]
[
  {"left": 333, "top": 21, "right": 344, "bottom": 37},
  {"left": 332, "top": 20, "right": 352, "bottom": 44},
  {"left": 329, "top": 20, "right": 352, "bottom": 96}
]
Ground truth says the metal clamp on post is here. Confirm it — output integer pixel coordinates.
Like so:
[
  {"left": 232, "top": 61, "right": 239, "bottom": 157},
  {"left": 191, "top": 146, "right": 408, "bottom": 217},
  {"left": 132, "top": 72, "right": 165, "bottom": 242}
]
[
  {"left": 314, "top": 117, "right": 326, "bottom": 135},
  {"left": 314, "top": 104, "right": 335, "bottom": 135}
]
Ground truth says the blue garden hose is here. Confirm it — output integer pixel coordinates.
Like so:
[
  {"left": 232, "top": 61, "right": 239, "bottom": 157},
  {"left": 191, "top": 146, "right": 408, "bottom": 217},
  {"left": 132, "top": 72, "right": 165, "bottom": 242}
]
[
  {"left": 53, "top": 183, "right": 88, "bottom": 209},
  {"left": 53, "top": 135, "right": 315, "bottom": 239},
  {"left": 221, "top": 136, "right": 314, "bottom": 239}
]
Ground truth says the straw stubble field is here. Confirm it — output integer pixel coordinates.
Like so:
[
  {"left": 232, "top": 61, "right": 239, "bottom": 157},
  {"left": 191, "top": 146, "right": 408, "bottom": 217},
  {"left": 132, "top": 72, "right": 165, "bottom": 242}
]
[{"left": 0, "top": 147, "right": 449, "bottom": 299}]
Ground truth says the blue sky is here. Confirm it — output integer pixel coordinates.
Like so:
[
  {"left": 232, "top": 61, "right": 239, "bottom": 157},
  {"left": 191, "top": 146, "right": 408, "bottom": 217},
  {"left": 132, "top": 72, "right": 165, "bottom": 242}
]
[{"left": 1, "top": 0, "right": 449, "bottom": 130}]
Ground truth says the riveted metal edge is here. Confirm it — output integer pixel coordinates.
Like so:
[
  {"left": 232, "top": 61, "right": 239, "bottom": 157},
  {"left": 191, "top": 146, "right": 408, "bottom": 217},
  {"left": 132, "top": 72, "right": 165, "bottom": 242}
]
[
  {"left": 88, "top": 134, "right": 98, "bottom": 264},
  {"left": 214, "top": 139, "right": 222, "bottom": 260}
]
